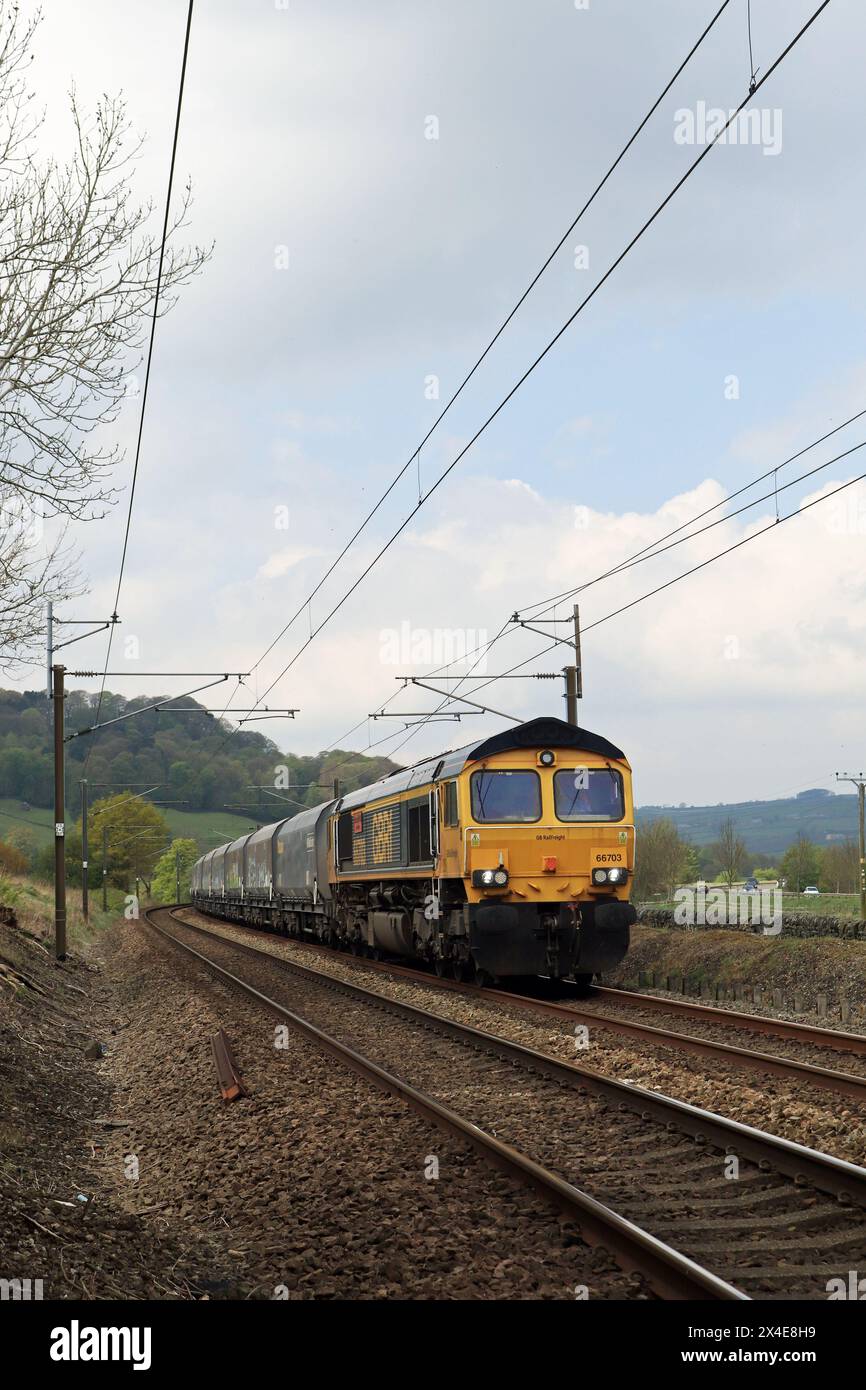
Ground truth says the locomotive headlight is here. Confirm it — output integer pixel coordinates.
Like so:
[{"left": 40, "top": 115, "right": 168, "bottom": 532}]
[
  {"left": 607, "top": 867, "right": 627, "bottom": 885},
  {"left": 539, "top": 749, "right": 555, "bottom": 767},
  {"left": 592, "top": 868, "right": 609, "bottom": 885},
  {"left": 472, "top": 868, "right": 509, "bottom": 888}
]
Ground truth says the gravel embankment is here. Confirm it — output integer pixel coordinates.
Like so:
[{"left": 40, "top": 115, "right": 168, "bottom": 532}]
[{"left": 0, "top": 919, "right": 236, "bottom": 1299}]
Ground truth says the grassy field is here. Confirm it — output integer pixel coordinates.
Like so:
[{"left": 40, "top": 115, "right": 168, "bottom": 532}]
[
  {"left": 0, "top": 798, "right": 255, "bottom": 856},
  {"left": 161, "top": 807, "right": 260, "bottom": 852},
  {"left": 0, "top": 798, "right": 55, "bottom": 849},
  {"left": 641, "top": 889, "right": 862, "bottom": 919},
  {"left": 781, "top": 891, "right": 861, "bottom": 918}
]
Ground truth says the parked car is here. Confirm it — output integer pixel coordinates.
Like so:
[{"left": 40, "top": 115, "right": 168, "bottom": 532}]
[
  {"left": 743, "top": 877, "right": 759, "bottom": 892},
  {"left": 803, "top": 885, "right": 820, "bottom": 896}
]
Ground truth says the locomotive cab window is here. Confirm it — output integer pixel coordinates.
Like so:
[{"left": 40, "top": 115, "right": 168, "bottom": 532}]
[
  {"left": 553, "top": 768, "right": 625, "bottom": 822},
  {"left": 407, "top": 797, "right": 432, "bottom": 863},
  {"left": 443, "top": 780, "right": 458, "bottom": 826},
  {"left": 337, "top": 809, "right": 354, "bottom": 865},
  {"left": 470, "top": 770, "right": 541, "bottom": 823}
]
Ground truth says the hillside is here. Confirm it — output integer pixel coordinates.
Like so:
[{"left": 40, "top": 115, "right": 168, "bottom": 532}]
[
  {"left": 0, "top": 686, "right": 400, "bottom": 828},
  {"left": 1, "top": 685, "right": 858, "bottom": 858},
  {"left": 636, "top": 792, "right": 859, "bottom": 855}
]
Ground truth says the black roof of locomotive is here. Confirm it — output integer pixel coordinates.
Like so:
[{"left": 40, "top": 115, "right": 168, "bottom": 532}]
[
  {"left": 335, "top": 716, "right": 627, "bottom": 812},
  {"left": 466, "top": 716, "right": 626, "bottom": 764}
]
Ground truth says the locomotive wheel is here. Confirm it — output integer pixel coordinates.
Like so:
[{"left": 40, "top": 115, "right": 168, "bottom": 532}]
[
  {"left": 434, "top": 958, "right": 448, "bottom": 977},
  {"left": 474, "top": 967, "right": 493, "bottom": 988}
]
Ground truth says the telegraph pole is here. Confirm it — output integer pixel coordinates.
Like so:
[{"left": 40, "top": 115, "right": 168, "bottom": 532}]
[
  {"left": 46, "top": 601, "right": 53, "bottom": 699},
  {"left": 102, "top": 826, "right": 108, "bottom": 912},
  {"left": 46, "top": 604, "right": 117, "bottom": 952},
  {"left": 80, "top": 779, "right": 89, "bottom": 922},
  {"left": 836, "top": 773, "right": 866, "bottom": 920},
  {"left": 52, "top": 665, "right": 66, "bottom": 960},
  {"left": 565, "top": 605, "right": 582, "bottom": 726},
  {"left": 175, "top": 847, "right": 181, "bottom": 904}
]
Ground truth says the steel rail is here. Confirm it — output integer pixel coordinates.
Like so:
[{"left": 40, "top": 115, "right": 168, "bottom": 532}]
[
  {"left": 592, "top": 985, "right": 866, "bottom": 1055},
  {"left": 144, "top": 908, "right": 744, "bottom": 1301},
  {"left": 492, "top": 995, "right": 866, "bottom": 1104},
  {"left": 163, "top": 908, "right": 866, "bottom": 1209}
]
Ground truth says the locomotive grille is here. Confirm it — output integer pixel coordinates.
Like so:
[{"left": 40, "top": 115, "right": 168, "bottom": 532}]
[{"left": 352, "top": 804, "right": 402, "bottom": 868}]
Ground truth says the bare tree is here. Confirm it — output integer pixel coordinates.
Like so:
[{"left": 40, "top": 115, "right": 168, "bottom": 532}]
[
  {"left": 714, "top": 817, "right": 747, "bottom": 889},
  {"left": 0, "top": 4, "right": 209, "bottom": 671}
]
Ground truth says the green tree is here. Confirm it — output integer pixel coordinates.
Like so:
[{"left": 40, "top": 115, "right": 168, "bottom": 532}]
[
  {"left": 151, "top": 838, "right": 199, "bottom": 903},
  {"left": 697, "top": 844, "right": 723, "bottom": 882},
  {"left": 779, "top": 834, "right": 821, "bottom": 894},
  {"left": 683, "top": 844, "right": 700, "bottom": 883},
  {"left": 819, "top": 840, "right": 859, "bottom": 894},
  {"left": 85, "top": 794, "right": 169, "bottom": 892},
  {"left": 633, "top": 818, "right": 690, "bottom": 900}
]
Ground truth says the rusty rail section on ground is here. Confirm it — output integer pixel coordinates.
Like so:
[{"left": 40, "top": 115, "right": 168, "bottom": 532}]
[{"left": 211, "top": 1028, "right": 247, "bottom": 1102}]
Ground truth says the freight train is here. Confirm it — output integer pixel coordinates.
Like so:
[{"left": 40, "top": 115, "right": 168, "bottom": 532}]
[{"left": 190, "top": 716, "right": 635, "bottom": 985}]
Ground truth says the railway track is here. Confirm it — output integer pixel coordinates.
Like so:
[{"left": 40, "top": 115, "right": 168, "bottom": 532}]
[
  {"left": 173, "top": 906, "right": 866, "bottom": 1102},
  {"left": 146, "top": 906, "right": 866, "bottom": 1300},
  {"left": 144, "top": 907, "right": 731, "bottom": 1301},
  {"left": 589, "top": 983, "right": 866, "bottom": 1053}
]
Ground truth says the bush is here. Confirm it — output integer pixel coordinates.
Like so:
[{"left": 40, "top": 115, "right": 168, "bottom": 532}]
[
  {"left": 0, "top": 873, "right": 22, "bottom": 908},
  {"left": 0, "top": 839, "right": 28, "bottom": 874}
]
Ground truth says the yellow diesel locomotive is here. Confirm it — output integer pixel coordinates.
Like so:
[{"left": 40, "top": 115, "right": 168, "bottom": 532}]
[{"left": 191, "top": 716, "right": 635, "bottom": 985}]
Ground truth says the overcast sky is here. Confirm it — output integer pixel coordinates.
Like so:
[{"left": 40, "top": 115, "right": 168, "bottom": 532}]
[{"left": 13, "top": 0, "right": 866, "bottom": 805}]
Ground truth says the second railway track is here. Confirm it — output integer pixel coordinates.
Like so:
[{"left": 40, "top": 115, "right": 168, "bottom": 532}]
[
  {"left": 147, "top": 906, "right": 866, "bottom": 1301},
  {"left": 174, "top": 905, "right": 866, "bottom": 1103}
]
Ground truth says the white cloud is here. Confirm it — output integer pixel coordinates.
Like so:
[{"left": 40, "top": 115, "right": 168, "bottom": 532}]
[{"left": 257, "top": 546, "right": 327, "bottom": 580}]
